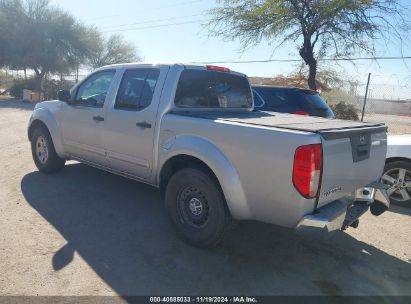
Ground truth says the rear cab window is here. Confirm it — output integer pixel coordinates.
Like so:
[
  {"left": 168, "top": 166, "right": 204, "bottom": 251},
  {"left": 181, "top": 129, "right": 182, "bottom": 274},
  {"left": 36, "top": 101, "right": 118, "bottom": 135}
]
[{"left": 174, "top": 69, "right": 253, "bottom": 109}]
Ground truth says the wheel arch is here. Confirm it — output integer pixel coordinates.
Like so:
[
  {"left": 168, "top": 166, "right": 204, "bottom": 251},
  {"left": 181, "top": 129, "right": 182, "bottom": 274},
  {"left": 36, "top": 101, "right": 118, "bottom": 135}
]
[
  {"left": 385, "top": 157, "right": 411, "bottom": 165},
  {"left": 28, "top": 110, "right": 66, "bottom": 158},
  {"left": 160, "top": 154, "right": 221, "bottom": 197},
  {"left": 28, "top": 120, "right": 48, "bottom": 141},
  {"left": 158, "top": 136, "right": 252, "bottom": 220}
]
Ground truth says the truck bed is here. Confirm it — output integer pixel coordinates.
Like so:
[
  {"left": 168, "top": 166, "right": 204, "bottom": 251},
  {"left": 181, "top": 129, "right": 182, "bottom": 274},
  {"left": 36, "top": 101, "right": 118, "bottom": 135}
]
[
  {"left": 173, "top": 110, "right": 387, "bottom": 209},
  {"left": 178, "top": 111, "right": 387, "bottom": 136}
]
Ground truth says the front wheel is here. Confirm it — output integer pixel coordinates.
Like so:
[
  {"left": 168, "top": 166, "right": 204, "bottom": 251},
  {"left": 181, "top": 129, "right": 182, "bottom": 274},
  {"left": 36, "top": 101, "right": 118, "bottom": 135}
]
[
  {"left": 31, "top": 126, "right": 65, "bottom": 173},
  {"left": 165, "top": 168, "right": 231, "bottom": 247},
  {"left": 381, "top": 161, "right": 411, "bottom": 208}
]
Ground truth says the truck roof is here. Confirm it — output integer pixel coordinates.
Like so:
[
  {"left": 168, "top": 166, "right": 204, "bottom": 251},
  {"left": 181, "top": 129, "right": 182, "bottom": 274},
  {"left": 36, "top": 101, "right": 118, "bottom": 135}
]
[
  {"left": 97, "top": 62, "right": 247, "bottom": 77},
  {"left": 101, "top": 62, "right": 189, "bottom": 69}
]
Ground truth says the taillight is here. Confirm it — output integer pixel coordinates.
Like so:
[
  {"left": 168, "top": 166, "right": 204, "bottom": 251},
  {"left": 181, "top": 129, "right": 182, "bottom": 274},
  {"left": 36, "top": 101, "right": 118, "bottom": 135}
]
[
  {"left": 292, "top": 111, "right": 310, "bottom": 116},
  {"left": 293, "top": 144, "right": 322, "bottom": 198},
  {"left": 206, "top": 65, "right": 231, "bottom": 72}
]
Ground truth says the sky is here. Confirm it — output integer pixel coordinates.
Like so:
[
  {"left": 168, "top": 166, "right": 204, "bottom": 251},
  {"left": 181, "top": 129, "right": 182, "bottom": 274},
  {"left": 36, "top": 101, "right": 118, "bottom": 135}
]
[{"left": 53, "top": 0, "right": 411, "bottom": 99}]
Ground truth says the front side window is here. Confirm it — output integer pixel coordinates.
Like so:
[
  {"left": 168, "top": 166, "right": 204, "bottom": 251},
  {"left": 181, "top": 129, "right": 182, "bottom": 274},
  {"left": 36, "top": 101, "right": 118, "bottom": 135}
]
[
  {"left": 75, "top": 71, "right": 116, "bottom": 107},
  {"left": 174, "top": 69, "right": 252, "bottom": 109},
  {"left": 115, "top": 69, "right": 160, "bottom": 111}
]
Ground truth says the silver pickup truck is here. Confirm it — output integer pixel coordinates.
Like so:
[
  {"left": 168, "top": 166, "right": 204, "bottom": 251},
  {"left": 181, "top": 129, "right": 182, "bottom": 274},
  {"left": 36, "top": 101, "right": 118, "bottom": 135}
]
[{"left": 28, "top": 63, "right": 390, "bottom": 247}]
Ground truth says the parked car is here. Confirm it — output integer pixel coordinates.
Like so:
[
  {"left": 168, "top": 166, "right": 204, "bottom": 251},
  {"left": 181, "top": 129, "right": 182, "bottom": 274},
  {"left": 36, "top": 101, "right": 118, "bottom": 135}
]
[
  {"left": 28, "top": 63, "right": 389, "bottom": 247},
  {"left": 382, "top": 135, "right": 411, "bottom": 207},
  {"left": 252, "top": 85, "right": 334, "bottom": 118}
]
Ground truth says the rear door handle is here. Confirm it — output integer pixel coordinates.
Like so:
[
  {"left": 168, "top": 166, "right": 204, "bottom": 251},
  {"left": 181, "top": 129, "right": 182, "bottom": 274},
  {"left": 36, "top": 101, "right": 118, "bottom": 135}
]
[
  {"left": 93, "top": 115, "right": 105, "bottom": 122},
  {"left": 136, "top": 121, "right": 152, "bottom": 129}
]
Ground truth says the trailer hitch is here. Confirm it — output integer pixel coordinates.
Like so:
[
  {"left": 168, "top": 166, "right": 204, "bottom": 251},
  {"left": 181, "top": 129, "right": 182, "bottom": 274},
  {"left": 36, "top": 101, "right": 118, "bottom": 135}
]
[{"left": 342, "top": 183, "right": 390, "bottom": 230}]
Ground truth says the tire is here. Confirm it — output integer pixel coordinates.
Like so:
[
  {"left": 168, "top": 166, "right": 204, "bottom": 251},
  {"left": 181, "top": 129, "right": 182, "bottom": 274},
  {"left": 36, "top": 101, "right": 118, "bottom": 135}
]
[
  {"left": 165, "top": 168, "right": 231, "bottom": 247},
  {"left": 381, "top": 160, "right": 411, "bottom": 208},
  {"left": 31, "top": 126, "right": 65, "bottom": 173}
]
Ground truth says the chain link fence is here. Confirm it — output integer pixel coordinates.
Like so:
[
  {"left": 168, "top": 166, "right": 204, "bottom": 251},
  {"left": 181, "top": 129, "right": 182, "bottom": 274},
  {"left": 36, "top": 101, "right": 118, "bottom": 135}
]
[{"left": 357, "top": 81, "right": 411, "bottom": 135}]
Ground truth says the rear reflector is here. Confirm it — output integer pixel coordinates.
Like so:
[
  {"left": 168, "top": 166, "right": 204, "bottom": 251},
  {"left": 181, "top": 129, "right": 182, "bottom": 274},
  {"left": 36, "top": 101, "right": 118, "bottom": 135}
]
[
  {"left": 206, "top": 65, "right": 231, "bottom": 72},
  {"left": 292, "top": 111, "right": 310, "bottom": 116},
  {"left": 293, "top": 144, "right": 323, "bottom": 198}
]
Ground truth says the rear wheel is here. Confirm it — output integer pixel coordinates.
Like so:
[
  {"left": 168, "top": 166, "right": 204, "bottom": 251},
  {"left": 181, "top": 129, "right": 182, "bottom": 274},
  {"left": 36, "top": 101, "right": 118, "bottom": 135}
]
[
  {"left": 381, "top": 161, "right": 411, "bottom": 208},
  {"left": 31, "top": 126, "right": 65, "bottom": 173},
  {"left": 165, "top": 168, "right": 231, "bottom": 247}
]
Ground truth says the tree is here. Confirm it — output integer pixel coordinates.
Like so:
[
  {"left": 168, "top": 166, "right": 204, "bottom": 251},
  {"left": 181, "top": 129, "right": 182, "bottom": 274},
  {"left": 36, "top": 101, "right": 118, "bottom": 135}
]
[
  {"left": 86, "top": 29, "right": 140, "bottom": 69},
  {"left": 0, "top": 0, "right": 92, "bottom": 92},
  {"left": 207, "top": 0, "right": 410, "bottom": 90}
]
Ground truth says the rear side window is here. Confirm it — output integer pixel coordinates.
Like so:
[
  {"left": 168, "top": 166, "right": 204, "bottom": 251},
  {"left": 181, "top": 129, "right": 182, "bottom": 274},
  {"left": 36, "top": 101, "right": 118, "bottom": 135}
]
[
  {"left": 252, "top": 90, "right": 265, "bottom": 108},
  {"left": 115, "top": 69, "right": 160, "bottom": 111},
  {"left": 174, "top": 69, "right": 252, "bottom": 109}
]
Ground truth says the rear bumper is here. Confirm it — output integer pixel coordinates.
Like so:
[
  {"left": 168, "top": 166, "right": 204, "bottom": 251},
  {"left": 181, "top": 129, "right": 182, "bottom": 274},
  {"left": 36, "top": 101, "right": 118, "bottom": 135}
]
[
  {"left": 295, "top": 199, "right": 349, "bottom": 232},
  {"left": 295, "top": 185, "right": 390, "bottom": 233}
]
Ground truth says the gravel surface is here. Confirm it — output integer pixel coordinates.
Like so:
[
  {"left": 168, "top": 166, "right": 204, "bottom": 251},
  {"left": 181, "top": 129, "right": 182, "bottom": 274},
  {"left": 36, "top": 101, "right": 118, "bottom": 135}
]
[
  {"left": 0, "top": 100, "right": 410, "bottom": 296},
  {"left": 363, "top": 113, "right": 411, "bottom": 135}
]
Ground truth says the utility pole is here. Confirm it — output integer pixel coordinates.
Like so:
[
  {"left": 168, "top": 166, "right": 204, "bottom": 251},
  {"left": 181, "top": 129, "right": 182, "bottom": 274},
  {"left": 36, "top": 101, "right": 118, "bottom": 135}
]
[
  {"left": 76, "top": 63, "right": 79, "bottom": 83},
  {"left": 361, "top": 73, "right": 371, "bottom": 122}
]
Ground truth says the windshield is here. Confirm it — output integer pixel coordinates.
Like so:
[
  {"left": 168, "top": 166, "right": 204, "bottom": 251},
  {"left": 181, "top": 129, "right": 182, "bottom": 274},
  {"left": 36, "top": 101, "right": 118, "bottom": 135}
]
[{"left": 174, "top": 69, "right": 252, "bottom": 109}]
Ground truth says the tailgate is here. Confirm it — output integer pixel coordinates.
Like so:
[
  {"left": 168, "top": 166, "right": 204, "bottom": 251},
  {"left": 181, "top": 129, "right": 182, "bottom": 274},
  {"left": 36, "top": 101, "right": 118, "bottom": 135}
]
[{"left": 317, "top": 126, "right": 387, "bottom": 208}]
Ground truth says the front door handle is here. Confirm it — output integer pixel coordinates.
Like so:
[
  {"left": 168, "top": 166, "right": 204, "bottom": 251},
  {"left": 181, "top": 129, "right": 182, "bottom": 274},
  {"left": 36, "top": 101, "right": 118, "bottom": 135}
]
[
  {"left": 93, "top": 115, "right": 105, "bottom": 122},
  {"left": 136, "top": 121, "right": 152, "bottom": 129}
]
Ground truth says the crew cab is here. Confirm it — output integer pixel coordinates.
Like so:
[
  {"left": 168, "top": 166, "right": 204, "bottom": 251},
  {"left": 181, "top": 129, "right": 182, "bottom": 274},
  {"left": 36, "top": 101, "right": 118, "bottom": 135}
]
[{"left": 28, "top": 63, "right": 390, "bottom": 247}]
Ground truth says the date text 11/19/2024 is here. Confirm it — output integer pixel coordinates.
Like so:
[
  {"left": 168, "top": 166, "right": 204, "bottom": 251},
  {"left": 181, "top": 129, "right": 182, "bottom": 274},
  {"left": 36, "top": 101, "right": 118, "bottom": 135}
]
[{"left": 149, "top": 297, "right": 258, "bottom": 303}]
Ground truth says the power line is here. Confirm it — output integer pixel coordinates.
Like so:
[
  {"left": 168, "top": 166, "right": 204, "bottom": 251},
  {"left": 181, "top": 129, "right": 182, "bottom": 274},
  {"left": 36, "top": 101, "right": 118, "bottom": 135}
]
[
  {"left": 103, "top": 19, "right": 208, "bottom": 33},
  {"left": 87, "top": 0, "right": 206, "bottom": 22},
  {"left": 101, "top": 13, "right": 206, "bottom": 30},
  {"left": 153, "top": 0, "right": 205, "bottom": 9},
  {"left": 189, "top": 56, "right": 411, "bottom": 64},
  {"left": 88, "top": 14, "right": 122, "bottom": 21}
]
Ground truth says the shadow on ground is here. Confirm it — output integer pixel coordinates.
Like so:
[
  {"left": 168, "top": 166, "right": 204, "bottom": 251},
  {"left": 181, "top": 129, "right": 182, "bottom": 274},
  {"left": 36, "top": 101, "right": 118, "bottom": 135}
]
[
  {"left": 0, "top": 99, "right": 35, "bottom": 111},
  {"left": 21, "top": 164, "right": 411, "bottom": 296},
  {"left": 390, "top": 204, "right": 411, "bottom": 214}
]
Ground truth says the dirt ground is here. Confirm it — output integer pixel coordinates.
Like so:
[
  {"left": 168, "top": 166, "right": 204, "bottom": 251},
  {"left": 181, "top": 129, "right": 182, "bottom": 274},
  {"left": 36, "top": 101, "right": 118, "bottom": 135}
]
[
  {"left": 363, "top": 113, "right": 411, "bottom": 135},
  {"left": 0, "top": 100, "right": 410, "bottom": 296}
]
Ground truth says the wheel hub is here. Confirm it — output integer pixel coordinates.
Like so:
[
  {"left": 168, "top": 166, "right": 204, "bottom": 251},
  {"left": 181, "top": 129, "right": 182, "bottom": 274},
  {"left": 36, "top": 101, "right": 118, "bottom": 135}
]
[
  {"left": 178, "top": 186, "right": 210, "bottom": 228},
  {"left": 36, "top": 136, "right": 49, "bottom": 164},
  {"left": 381, "top": 168, "right": 410, "bottom": 202},
  {"left": 189, "top": 198, "right": 203, "bottom": 216}
]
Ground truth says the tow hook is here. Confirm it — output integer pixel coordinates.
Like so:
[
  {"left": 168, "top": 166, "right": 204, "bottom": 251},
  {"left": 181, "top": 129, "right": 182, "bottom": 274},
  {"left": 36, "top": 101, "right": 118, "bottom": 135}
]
[
  {"left": 350, "top": 219, "right": 359, "bottom": 229},
  {"left": 342, "top": 202, "right": 369, "bottom": 230},
  {"left": 342, "top": 184, "right": 390, "bottom": 230}
]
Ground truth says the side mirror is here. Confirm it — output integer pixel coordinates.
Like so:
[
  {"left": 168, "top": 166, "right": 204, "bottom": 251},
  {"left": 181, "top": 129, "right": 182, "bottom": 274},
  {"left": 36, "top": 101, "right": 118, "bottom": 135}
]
[{"left": 58, "top": 90, "right": 71, "bottom": 103}]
